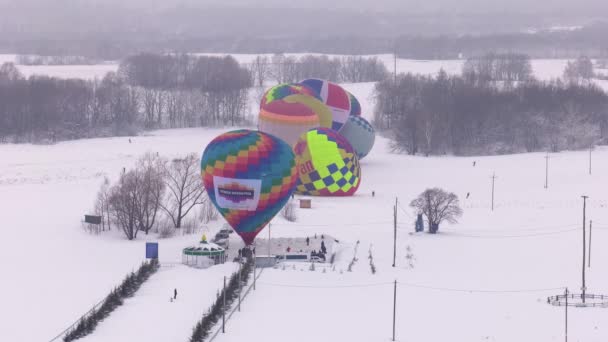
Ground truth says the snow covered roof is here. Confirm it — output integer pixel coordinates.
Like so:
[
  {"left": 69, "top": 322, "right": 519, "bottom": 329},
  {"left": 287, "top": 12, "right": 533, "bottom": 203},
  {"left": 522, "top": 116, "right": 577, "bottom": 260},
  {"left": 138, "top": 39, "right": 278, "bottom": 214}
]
[{"left": 183, "top": 241, "right": 225, "bottom": 256}]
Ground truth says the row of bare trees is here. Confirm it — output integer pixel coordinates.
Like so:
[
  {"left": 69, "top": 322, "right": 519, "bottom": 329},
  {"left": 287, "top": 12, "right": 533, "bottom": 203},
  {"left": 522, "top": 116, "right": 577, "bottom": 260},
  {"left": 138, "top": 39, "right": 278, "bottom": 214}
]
[
  {"left": 0, "top": 55, "right": 252, "bottom": 142},
  {"left": 375, "top": 70, "right": 608, "bottom": 156},
  {"left": 94, "top": 153, "right": 215, "bottom": 240},
  {"left": 462, "top": 52, "right": 533, "bottom": 86},
  {"left": 248, "top": 54, "right": 389, "bottom": 86}
]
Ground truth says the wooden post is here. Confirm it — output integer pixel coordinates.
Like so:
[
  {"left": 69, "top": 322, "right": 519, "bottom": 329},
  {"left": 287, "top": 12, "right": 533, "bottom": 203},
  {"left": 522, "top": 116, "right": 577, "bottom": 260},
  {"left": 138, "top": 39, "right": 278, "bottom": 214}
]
[
  {"left": 545, "top": 153, "right": 549, "bottom": 189},
  {"left": 491, "top": 173, "right": 497, "bottom": 211},
  {"left": 393, "top": 198, "right": 397, "bottom": 267},
  {"left": 588, "top": 220, "right": 592, "bottom": 268},
  {"left": 582, "top": 196, "right": 588, "bottom": 303}
]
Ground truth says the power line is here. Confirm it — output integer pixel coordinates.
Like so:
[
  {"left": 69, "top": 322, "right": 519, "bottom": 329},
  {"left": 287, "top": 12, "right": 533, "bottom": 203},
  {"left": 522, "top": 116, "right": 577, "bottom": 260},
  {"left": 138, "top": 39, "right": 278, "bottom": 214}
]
[
  {"left": 257, "top": 280, "right": 564, "bottom": 294},
  {"left": 414, "top": 228, "right": 579, "bottom": 239},
  {"left": 270, "top": 221, "right": 393, "bottom": 228},
  {"left": 257, "top": 281, "right": 393, "bottom": 289},
  {"left": 397, "top": 281, "right": 564, "bottom": 294}
]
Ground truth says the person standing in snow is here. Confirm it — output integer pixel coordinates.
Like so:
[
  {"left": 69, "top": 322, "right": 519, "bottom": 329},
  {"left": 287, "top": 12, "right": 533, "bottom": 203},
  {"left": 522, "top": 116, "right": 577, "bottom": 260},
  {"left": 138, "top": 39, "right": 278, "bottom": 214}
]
[
  {"left": 306, "top": 237, "right": 310, "bottom": 246},
  {"left": 174, "top": 288, "right": 177, "bottom": 300}
]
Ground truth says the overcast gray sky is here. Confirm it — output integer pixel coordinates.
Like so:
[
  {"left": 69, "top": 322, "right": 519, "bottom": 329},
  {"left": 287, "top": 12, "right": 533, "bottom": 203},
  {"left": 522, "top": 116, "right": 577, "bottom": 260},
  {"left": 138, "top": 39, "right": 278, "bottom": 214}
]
[{"left": 3, "top": 0, "right": 608, "bottom": 13}]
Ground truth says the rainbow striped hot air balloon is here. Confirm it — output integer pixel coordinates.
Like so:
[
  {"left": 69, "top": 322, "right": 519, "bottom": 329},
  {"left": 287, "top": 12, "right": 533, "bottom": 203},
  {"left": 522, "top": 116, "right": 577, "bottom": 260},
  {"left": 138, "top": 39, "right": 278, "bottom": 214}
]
[
  {"left": 201, "top": 130, "right": 298, "bottom": 245},
  {"left": 258, "top": 83, "right": 333, "bottom": 147},
  {"left": 300, "top": 79, "right": 351, "bottom": 131},
  {"left": 294, "top": 128, "right": 361, "bottom": 196},
  {"left": 260, "top": 83, "right": 319, "bottom": 108}
]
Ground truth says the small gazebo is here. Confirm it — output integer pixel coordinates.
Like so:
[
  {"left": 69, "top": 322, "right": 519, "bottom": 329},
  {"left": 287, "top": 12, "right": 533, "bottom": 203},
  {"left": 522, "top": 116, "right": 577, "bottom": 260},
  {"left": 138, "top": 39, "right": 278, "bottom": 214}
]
[{"left": 182, "top": 235, "right": 227, "bottom": 269}]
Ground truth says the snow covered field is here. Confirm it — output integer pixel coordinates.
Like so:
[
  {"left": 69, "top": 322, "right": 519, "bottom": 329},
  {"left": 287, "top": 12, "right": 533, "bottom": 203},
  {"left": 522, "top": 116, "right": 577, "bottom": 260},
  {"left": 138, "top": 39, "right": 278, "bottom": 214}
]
[{"left": 1, "top": 126, "right": 607, "bottom": 341}]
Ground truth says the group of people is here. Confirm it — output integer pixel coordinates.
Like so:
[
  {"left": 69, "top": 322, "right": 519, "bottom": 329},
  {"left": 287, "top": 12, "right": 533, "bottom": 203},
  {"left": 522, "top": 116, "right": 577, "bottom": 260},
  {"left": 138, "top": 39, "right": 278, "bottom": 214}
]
[{"left": 282, "top": 235, "right": 328, "bottom": 261}]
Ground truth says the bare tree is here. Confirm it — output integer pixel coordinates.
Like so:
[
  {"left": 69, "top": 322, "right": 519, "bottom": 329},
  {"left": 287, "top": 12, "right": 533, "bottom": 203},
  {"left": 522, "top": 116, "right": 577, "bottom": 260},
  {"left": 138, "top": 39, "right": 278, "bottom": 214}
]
[
  {"left": 409, "top": 188, "right": 462, "bottom": 234},
  {"left": 109, "top": 171, "right": 141, "bottom": 240},
  {"left": 94, "top": 177, "right": 112, "bottom": 231},
  {"left": 160, "top": 154, "right": 206, "bottom": 228},
  {"left": 250, "top": 56, "right": 269, "bottom": 87},
  {"left": 199, "top": 193, "right": 218, "bottom": 224},
  {"left": 0, "top": 63, "right": 24, "bottom": 83},
  {"left": 564, "top": 56, "right": 594, "bottom": 84},
  {"left": 135, "top": 153, "right": 166, "bottom": 235}
]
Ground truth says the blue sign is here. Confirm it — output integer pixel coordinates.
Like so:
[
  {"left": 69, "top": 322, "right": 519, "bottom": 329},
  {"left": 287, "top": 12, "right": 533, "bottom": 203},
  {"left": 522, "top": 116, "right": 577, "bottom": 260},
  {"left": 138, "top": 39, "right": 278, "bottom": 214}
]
[{"left": 146, "top": 242, "right": 159, "bottom": 259}]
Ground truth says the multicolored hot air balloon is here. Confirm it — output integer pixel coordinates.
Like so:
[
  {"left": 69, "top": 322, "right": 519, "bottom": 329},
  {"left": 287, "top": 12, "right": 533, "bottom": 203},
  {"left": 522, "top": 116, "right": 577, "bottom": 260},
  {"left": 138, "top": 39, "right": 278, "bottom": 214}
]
[
  {"left": 300, "top": 79, "right": 351, "bottom": 131},
  {"left": 338, "top": 116, "right": 375, "bottom": 160},
  {"left": 260, "top": 83, "right": 319, "bottom": 108},
  {"left": 346, "top": 90, "right": 361, "bottom": 117},
  {"left": 258, "top": 83, "right": 333, "bottom": 147},
  {"left": 201, "top": 130, "right": 298, "bottom": 245},
  {"left": 294, "top": 128, "right": 360, "bottom": 196}
]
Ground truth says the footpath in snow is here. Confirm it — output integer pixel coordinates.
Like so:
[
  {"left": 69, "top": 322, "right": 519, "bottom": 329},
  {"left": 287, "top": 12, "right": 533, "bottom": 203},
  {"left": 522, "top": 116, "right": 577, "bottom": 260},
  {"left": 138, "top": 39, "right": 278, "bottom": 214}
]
[{"left": 80, "top": 263, "right": 238, "bottom": 342}]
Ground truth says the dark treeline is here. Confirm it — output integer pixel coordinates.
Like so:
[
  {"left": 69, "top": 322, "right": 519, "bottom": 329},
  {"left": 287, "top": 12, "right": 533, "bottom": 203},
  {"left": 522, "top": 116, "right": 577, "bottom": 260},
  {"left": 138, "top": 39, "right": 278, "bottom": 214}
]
[
  {"left": 375, "top": 71, "right": 608, "bottom": 156},
  {"left": 0, "top": 54, "right": 252, "bottom": 142},
  {"left": 0, "top": 53, "right": 389, "bottom": 143}
]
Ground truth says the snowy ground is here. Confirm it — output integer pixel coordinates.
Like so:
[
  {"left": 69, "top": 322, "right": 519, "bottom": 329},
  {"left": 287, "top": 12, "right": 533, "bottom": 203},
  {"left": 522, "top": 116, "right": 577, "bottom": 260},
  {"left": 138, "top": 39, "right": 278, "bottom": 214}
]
[{"left": 1, "top": 126, "right": 607, "bottom": 341}]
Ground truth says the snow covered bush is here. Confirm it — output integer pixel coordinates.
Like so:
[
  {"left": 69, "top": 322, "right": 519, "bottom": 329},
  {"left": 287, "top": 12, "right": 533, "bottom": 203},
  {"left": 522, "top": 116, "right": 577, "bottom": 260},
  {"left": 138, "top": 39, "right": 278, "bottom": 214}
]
[{"left": 280, "top": 201, "right": 297, "bottom": 222}]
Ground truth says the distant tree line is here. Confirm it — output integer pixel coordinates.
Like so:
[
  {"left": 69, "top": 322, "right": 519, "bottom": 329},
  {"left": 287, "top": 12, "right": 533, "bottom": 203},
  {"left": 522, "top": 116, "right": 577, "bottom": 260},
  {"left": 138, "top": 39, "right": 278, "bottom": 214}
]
[
  {"left": 462, "top": 53, "right": 533, "bottom": 86},
  {"left": 395, "top": 23, "right": 608, "bottom": 59},
  {"left": 15, "top": 54, "right": 99, "bottom": 65},
  {"left": 0, "top": 54, "right": 252, "bottom": 142},
  {"left": 248, "top": 54, "right": 389, "bottom": 86},
  {"left": 375, "top": 68, "right": 608, "bottom": 156}
]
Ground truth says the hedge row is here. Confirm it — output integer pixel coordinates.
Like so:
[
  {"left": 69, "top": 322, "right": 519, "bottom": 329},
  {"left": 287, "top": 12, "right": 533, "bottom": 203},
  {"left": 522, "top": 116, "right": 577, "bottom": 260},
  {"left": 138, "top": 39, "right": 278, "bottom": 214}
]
[{"left": 63, "top": 259, "right": 160, "bottom": 341}]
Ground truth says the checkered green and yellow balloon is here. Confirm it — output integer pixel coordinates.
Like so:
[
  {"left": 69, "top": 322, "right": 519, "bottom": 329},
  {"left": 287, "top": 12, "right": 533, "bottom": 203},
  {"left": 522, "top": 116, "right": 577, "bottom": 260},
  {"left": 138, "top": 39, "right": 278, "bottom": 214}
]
[{"left": 294, "top": 128, "right": 361, "bottom": 196}]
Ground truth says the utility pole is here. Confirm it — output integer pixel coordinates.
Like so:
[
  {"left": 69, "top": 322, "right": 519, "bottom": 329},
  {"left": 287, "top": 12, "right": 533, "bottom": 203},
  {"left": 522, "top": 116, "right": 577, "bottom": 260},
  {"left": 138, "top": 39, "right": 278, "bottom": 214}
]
[
  {"left": 222, "top": 276, "right": 226, "bottom": 333},
  {"left": 491, "top": 172, "right": 497, "bottom": 211},
  {"left": 393, "top": 40, "right": 397, "bottom": 85},
  {"left": 581, "top": 195, "right": 588, "bottom": 303},
  {"left": 589, "top": 145, "right": 593, "bottom": 175},
  {"left": 393, "top": 198, "right": 397, "bottom": 267},
  {"left": 544, "top": 153, "right": 549, "bottom": 189},
  {"left": 588, "top": 220, "right": 593, "bottom": 268},
  {"left": 392, "top": 280, "right": 397, "bottom": 342},
  {"left": 565, "top": 288, "right": 569, "bottom": 342}
]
